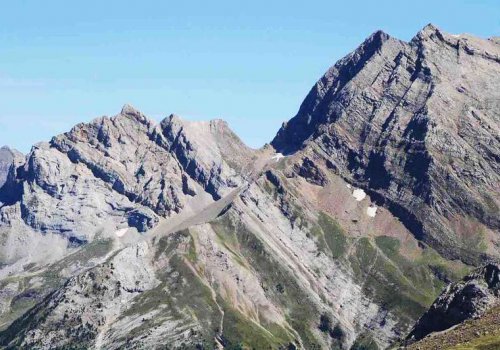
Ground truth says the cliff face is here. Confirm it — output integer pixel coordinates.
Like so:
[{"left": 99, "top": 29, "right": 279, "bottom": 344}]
[
  {"left": 0, "top": 147, "right": 14, "bottom": 189},
  {"left": 273, "top": 24, "right": 500, "bottom": 264},
  {"left": 0, "top": 24, "right": 498, "bottom": 350}
]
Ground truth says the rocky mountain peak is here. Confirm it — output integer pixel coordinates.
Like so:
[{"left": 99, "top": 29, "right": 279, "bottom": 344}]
[
  {"left": 120, "top": 103, "right": 140, "bottom": 115},
  {"left": 272, "top": 24, "right": 500, "bottom": 264},
  {"left": 118, "top": 103, "right": 152, "bottom": 126},
  {"left": 271, "top": 29, "right": 404, "bottom": 154},
  {"left": 0, "top": 147, "right": 14, "bottom": 189},
  {"left": 0, "top": 105, "right": 254, "bottom": 247},
  {"left": 363, "top": 28, "right": 392, "bottom": 47},
  {"left": 412, "top": 23, "right": 441, "bottom": 41},
  {"left": 0, "top": 146, "right": 23, "bottom": 190}
]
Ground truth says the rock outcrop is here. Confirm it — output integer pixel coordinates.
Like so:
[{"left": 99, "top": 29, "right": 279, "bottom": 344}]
[
  {"left": 0, "top": 147, "right": 15, "bottom": 189},
  {"left": 406, "top": 263, "right": 500, "bottom": 344},
  {"left": 0, "top": 146, "right": 23, "bottom": 202}
]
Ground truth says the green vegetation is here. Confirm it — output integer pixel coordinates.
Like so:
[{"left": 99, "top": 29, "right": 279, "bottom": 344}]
[
  {"left": 351, "top": 333, "right": 379, "bottom": 350},
  {"left": 347, "top": 236, "right": 470, "bottom": 329},
  {"left": 211, "top": 214, "right": 322, "bottom": 349},
  {"left": 407, "top": 305, "right": 500, "bottom": 350},
  {"left": 317, "top": 212, "right": 347, "bottom": 259},
  {"left": 349, "top": 237, "right": 430, "bottom": 327},
  {"left": 262, "top": 179, "right": 276, "bottom": 197},
  {"left": 154, "top": 229, "right": 190, "bottom": 260},
  {"left": 186, "top": 233, "right": 197, "bottom": 262},
  {"left": 50, "top": 238, "right": 113, "bottom": 273},
  {"left": 452, "top": 336, "right": 500, "bottom": 350},
  {"left": 120, "top": 253, "right": 218, "bottom": 348},
  {"left": 0, "top": 238, "right": 114, "bottom": 332},
  {"left": 212, "top": 225, "right": 247, "bottom": 269},
  {"left": 309, "top": 212, "right": 347, "bottom": 258},
  {"left": 222, "top": 304, "right": 292, "bottom": 350},
  {"left": 462, "top": 228, "right": 488, "bottom": 255}
]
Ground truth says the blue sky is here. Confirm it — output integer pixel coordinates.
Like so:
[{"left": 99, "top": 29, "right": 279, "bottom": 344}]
[{"left": 1, "top": 0, "right": 498, "bottom": 153}]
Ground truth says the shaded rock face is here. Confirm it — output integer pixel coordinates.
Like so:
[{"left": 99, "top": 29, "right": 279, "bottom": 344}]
[
  {"left": 0, "top": 147, "right": 23, "bottom": 202},
  {"left": 0, "top": 147, "right": 14, "bottom": 189},
  {"left": 406, "top": 263, "right": 500, "bottom": 343},
  {"left": 294, "top": 157, "right": 329, "bottom": 186},
  {"left": 272, "top": 24, "right": 500, "bottom": 263}
]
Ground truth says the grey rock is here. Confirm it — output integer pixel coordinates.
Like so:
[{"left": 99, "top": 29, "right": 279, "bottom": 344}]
[
  {"left": 294, "top": 156, "right": 329, "bottom": 186},
  {"left": 0, "top": 146, "right": 24, "bottom": 203},
  {"left": 406, "top": 263, "right": 500, "bottom": 343},
  {"left": 272, "top": 24, "right": 500, "bottom": 264},
  {"left": 0, "top": 25, "right": 499, "bottom": 350},
  {"left": 0, "top": 147, "right": 14, "bottom": 189}
]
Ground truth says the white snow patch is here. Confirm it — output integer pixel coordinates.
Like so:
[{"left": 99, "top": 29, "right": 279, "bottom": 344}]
[
  {"left": 271, "top": 153, "right": 285, "bottom": 162},
  {"left": 366, "top": 206, "right": 377, "bottom": 217},
  {"left": 114, "top": 228, "right": 128, "bottom": 237},
  {"left": 352, "top": 189, "right": 366, "bottom": 201}
]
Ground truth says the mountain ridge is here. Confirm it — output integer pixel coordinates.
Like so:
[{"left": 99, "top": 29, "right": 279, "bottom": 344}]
[
  {"left": 272, "top": 23, "right": 500, "bottom": 265},
  {"left": 0, "top": 24, "right": 498, "bottom": 349}
]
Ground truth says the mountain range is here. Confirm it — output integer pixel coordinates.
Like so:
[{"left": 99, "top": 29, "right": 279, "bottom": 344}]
[{"left": 0, "top": 24, "right": 498, "bottom": 350}]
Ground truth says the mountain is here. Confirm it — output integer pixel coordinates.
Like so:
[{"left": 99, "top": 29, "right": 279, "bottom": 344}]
[
  {"left": 0, "top": 24, "right": 498, "bottom": 350},
  {"left": 272, "top": 24, "right": 500, "bottom": 265}
]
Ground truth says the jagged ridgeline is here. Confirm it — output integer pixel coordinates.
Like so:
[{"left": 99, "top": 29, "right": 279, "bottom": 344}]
[{"left": 0, "top": 24, "right": 499, "bottom": 349}]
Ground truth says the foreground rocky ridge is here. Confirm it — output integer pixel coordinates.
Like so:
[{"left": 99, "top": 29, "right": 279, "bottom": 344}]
[
  {"left": 404, "top": 263, "right": 500, "bottom": 349},
  {"left": 0, "top": 24, "right": 498, "bottom": 349}
]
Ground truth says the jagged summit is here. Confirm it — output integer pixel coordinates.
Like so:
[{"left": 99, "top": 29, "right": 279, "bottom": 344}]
[
  {"left": 413, "top": 23, "right": 440, "bottom": 39},
  {"left": 271, "top": 24, "right": 500, "bottom": 264},
  {"left": 117, "top": 103, "right": 152, "bottom": 125},
  {"left": 120, "top": 103, "right": 141, "bottom": 115}
]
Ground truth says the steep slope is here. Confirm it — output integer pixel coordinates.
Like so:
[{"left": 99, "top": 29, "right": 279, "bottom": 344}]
[
  {"left": 0, "top": 104, "right": 254, "bottom": 258},
  {"left": 0, "top": 147, "right": 19, "bottom": 189},
  {"left": 272, "top": 24, "right": 500, "bottom": 264},
  {"left": 404, "top": 305, "right": 500, "bottom": 350},
  {"left": 0, "top": 146, "right": 24, "bottom": 203}
]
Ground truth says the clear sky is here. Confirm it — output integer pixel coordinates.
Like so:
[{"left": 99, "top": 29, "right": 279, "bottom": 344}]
[{"left": 1, "top": 0, "right": 498, "bottom": 153}]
